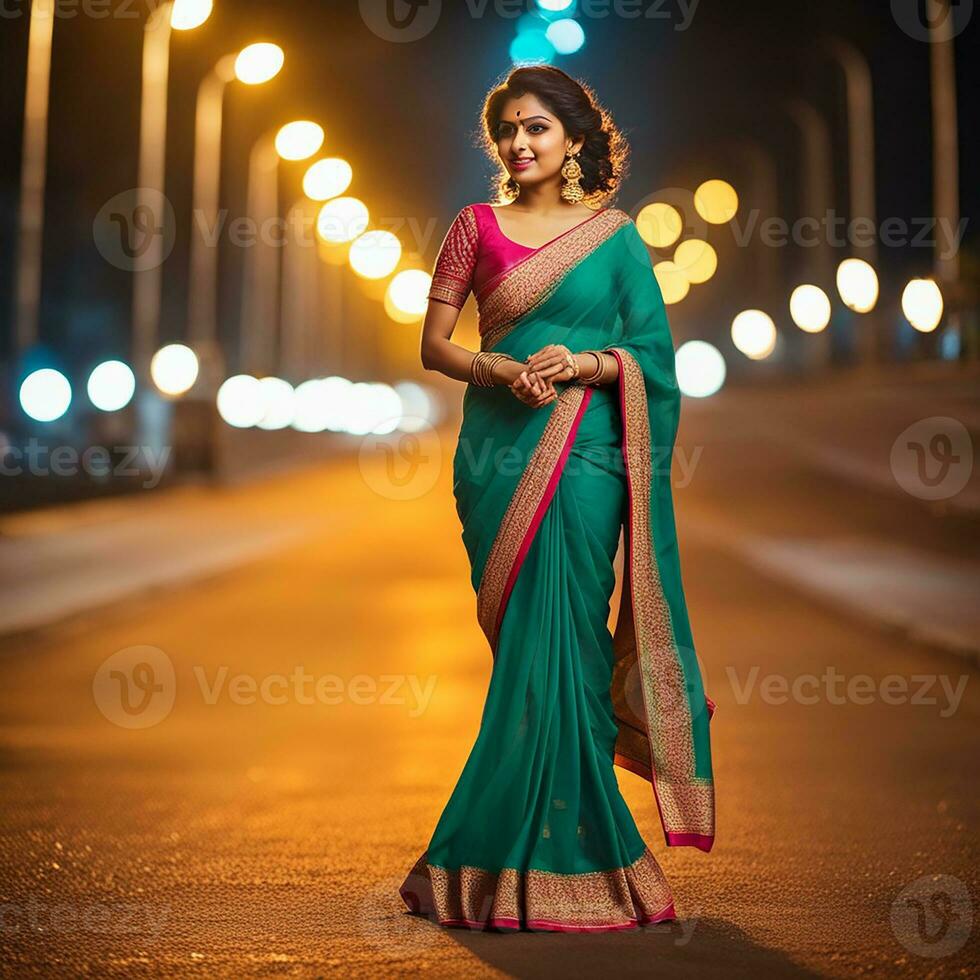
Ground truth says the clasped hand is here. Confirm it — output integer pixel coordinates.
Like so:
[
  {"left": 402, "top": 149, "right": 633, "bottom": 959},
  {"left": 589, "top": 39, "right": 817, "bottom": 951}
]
[{"left": 508, "top": 344, "right": 579, "bottom": 408}]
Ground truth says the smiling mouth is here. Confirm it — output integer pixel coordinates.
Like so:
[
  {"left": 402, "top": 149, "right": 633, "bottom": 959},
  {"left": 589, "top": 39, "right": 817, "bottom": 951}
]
[{"left": 511, "top": 157, "right": 535, "bottom": 168}]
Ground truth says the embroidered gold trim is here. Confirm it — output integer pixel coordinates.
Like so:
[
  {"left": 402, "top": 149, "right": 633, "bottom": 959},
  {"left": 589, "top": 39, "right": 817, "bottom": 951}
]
[
  {"left": 400, "top": 847, "right": 673, "bottom": 929},
  {"left": 478, "top": 209, "right": 630, "bottom": 352},
  {"left": 609, "top": 347, "right": 714, "bottom": 838},
  {"left": 428, "top": 205, "right": 479, "bottom": 309},
  {"left": 476, "top": 383, "right": 587, "bottom": 651}
]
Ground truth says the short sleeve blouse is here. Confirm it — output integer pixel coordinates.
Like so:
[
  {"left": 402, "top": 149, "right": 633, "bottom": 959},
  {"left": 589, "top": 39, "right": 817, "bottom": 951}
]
[{"left": 427, "top": 205, "right": 480, "bottom": 309}]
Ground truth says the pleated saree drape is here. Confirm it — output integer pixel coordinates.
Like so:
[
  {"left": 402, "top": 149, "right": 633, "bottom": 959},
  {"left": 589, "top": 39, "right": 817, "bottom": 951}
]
[{"left": 400, "top": 205, "right": 715, "bottom": 933}]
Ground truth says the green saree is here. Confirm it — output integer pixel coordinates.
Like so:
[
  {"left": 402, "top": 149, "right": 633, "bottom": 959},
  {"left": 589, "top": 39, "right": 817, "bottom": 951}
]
[{"left": 400, "top": 204, "right": 715, "bottom": 933}]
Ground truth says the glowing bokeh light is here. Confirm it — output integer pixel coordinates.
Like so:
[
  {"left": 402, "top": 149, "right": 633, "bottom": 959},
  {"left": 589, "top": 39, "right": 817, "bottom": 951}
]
[
  {"left": 303, "top": 157, "right": 353, "bottom": 201},
  {"left": 546, "top": 19, "right": 585, "bottom": 54},
  {"left": 836, "top": 258, "right": 879, "bottom": 313},
  {"left": 790, "top": 284, "right": 832, "bottom": 333},
  {"left": 170, "top": 0, "right": 212, "bottom": 31},
  {"left": 387, "top": 269, "right": 432, "bottom": 321},
  {"left": 217, "top": 374, "right": 264, "bottom": 428},
  {"left": 275, "top": 121, "right": 324, "bottom": 161},
  {"left": 694, "top": 179, "right": 738, "bottom": 224},
  {"left": 19, "top": 368, "right": 71, "bottom": 422},
  {"left": 653, "top": 261, "right": 690, "bottom": 305},
  {"left": 256, "top": 377, "right": 295, "bottom": 430},
  {"left": 637, "top": 203, "right": 683, "bottom": 248},
  {"left": 234, "top": 43, "right": 284, "bottom": 85},
  {"left": 673, "top": 238, "right": 717, "bottom": 284},
  {"left": 349, "top": 230, "right": 402, "bottom": 280},
  {"left": 675, "top": 341, "right": 726, "bottom": 398},
  {"left": 902, "top": 278, "right": 943, "bottom": 333},
  {"left": 317, "top": 197, "right": 369, "bottom": 244},
  {"left": 510, "top": 30, "right": 555, "bottom": 64},
  {"left": 151, "top": 343, "right": 199, "bottom": 396},
  {"left": 87, "top": 360, "right": 136, "bottom": 412},
  {"left": 731, "top": 310, "right": 777, "bottom": 360}
]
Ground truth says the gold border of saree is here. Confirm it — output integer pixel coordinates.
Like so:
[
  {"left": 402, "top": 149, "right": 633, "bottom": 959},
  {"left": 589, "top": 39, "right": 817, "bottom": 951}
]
[
  {"left": 400, "top": 847, "right": 675, "bottom": 932},
  {"left": 605, "top": 346, "right": 714, "bottom": 848}
]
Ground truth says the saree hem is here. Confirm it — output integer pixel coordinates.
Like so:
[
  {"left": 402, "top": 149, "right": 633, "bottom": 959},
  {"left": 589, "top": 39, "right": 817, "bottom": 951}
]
[{"left": 399, "top": 846, "right": 676, "bottom": 934}]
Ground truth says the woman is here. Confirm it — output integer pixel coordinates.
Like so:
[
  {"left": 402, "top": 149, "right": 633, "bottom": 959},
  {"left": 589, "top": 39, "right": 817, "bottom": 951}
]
[{"left": 401, "top": 65, "right": 715, "bottom": 933}]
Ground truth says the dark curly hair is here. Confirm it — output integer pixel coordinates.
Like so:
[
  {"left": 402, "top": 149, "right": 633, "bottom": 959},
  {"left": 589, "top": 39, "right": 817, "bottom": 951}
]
[{"left": 479, "top": 65, "right": 629, "bottom": 206}]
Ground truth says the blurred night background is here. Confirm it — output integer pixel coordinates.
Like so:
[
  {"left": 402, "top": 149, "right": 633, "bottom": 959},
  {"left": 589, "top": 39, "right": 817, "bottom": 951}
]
[{"left": 1, "top": 1, "right": 978, "bottom": 977}]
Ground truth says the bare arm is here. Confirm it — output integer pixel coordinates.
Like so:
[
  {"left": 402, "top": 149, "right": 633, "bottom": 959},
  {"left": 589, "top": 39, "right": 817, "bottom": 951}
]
[{"left": 420, "top": 299, "right": 556, "bottom": 403}]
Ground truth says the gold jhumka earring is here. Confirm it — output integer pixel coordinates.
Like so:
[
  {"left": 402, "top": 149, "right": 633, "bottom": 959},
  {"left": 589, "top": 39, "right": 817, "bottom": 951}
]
[{"left": 560, "top": 149, "right": 584, "bottom": 203}]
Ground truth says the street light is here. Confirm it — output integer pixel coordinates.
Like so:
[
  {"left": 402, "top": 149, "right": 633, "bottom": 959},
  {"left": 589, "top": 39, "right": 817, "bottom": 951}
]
[
  {"left": 303, "top": 157, "right": 353, "bottom": 201},
  {"left": 234, "top": 42, "right": 284, "bottom": 84},
  {"left": 731, "top": 310, "right": 777, "bottom": 360},
  {"left": 836, "top": 258, "right": 879, "bottom": 314},
  {"left": 274, "top": 121, "right": 325, "bottom": 160},
  {"left": 240, "top": 122, "right": 325, "bottom": 375},
  {"left": 132, "top": 0, "right": 212, "bottom": 387},
  {"left": 902, "top": 279, "right": 944, "bottom": 334},
  {"left": 187, "top": 42, "right": 284, "bottom": 388},
  {"left": 790, "top": 284, "right": 832, "bottom": 334}
]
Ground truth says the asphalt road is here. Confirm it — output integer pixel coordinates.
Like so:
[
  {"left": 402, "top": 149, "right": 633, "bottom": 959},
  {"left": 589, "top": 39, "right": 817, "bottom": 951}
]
[{"left": 1, "top": 381, "right": 977, "bottom": 978}]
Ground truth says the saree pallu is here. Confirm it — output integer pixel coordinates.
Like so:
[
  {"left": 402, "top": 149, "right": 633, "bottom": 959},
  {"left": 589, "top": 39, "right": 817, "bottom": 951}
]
[{"left": 400, "top": 208, "right": 714, "bottom": 933}]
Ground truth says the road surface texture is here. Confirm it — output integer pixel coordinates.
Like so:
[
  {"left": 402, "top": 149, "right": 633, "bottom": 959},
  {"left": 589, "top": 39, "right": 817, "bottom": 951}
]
[{"left": 1, "top": 375, "right": 977, "bottom": 978}]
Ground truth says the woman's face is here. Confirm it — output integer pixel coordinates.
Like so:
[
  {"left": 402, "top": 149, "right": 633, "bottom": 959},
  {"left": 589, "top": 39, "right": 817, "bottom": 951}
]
[{"left": 494, "top": 93, "right": 583, "bottom": 192}]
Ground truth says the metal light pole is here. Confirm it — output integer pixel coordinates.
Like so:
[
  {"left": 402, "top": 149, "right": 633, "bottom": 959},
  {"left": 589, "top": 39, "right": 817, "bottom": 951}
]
[
  {"left": 13, "top": 0, "right": 55, "bottom": 355},
  {"left": 928, "top": 0, "right": 961, "bottom": 355},
  {"left": 132, "top": 0, "right": 212, "bottom": 384},
  {"left": 187, "top": 43, "right": 284, "bottom": 390}
]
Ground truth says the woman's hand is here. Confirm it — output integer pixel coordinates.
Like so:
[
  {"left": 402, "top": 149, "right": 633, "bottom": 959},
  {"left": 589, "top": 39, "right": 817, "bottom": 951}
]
[
  {"left": 524, "top": 344, "right": 580, "bottom": 384},
  {"left": 510, "top": 367, "right": 557, "bottom": 408}
]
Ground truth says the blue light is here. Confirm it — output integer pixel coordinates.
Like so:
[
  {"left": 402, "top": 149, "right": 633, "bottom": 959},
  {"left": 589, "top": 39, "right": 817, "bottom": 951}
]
[
  {"left": 510, "top": 30, "right": 555, "bottom": 65},
  {"left": 535, "top": 0, "right": 575, "bottom": 12},
  {"left": 546, "top": 18, "right": 585, "bottom": 54}
]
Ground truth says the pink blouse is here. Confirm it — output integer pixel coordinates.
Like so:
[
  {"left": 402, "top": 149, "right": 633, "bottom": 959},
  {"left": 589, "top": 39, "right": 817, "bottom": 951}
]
[{"left": 427, "top": 203, "right": 544, "bottom": 310}]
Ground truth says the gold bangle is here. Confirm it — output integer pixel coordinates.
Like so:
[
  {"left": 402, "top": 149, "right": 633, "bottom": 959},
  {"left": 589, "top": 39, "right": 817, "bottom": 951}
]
[
  {"left": 470, "top": 351, "right": 513, "bottom": 387},
  {"left": 578, "top": 350, "right": 605, "bottom": 385}
]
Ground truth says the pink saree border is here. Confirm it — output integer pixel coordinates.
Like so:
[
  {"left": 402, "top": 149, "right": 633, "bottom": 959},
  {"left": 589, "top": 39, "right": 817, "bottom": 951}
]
[
  {"left": 491, "top": 385, "right": 594, "bottom": 645},
  {"left": 607, "top": 347, "right": 715, "bottom": 852},
  {"left": 476, "top": 383, "right": 593, "bottom": 653}
]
